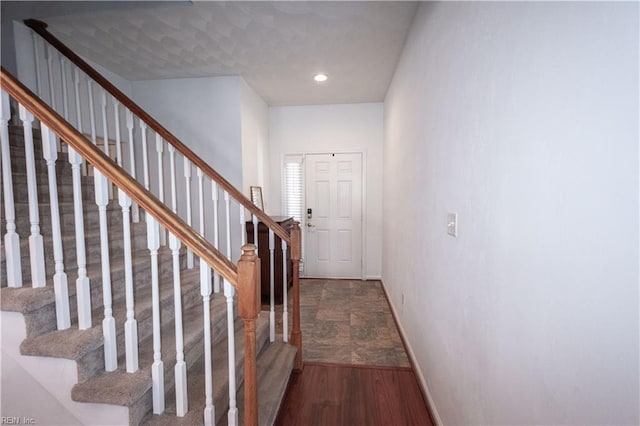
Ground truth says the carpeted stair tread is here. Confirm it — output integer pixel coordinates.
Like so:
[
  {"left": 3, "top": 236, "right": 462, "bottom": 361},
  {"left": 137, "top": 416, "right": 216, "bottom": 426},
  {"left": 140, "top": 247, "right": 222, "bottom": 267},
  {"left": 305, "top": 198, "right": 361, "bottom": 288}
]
[
  {"left": 69, "top": 368, "right": 152, "bottom": 407},
  {"left": 20, "top": 326, "right": 104, "bottom": 360},
  {"left": 0, "top": 286, "right": 55, "bottom": 313},
  {"left": 239, "top": 341, "right": 297, "bottom": 426}
]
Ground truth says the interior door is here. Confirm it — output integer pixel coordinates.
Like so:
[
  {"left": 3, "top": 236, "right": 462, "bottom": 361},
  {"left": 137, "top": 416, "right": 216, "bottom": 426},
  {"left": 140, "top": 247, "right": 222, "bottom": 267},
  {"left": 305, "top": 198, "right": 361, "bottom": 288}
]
[{"left": 305, "top": 153, "right": 362, "bottom": 278}]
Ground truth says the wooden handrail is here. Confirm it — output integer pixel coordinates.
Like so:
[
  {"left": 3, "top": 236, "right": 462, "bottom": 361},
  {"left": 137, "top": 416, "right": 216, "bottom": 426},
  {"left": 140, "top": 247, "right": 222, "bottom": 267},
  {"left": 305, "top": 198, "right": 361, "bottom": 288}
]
[
  {"left": 24, "top": 19, "right": 290, "bottom": 243},
  {"left": 1, "top": 67, "right": 239, "bottom": 285}
]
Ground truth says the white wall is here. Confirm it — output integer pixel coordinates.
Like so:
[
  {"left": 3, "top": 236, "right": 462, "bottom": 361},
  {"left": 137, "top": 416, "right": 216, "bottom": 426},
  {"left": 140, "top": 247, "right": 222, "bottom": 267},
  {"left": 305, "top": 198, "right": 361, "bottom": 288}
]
[
  {"left": 132, "top": 76, "right": 242, "bottom": 188},
  {"left": 269, "top": 103, "right": 383, "bottom": 278},
  {"left": 132, "top": 76, "right": 244, "bottom": 256},
  {"left": 383, "top": 2, "right": 638, "bottom": 425},
  {"left": 241, "top": 79, "right": 270, "bottom": 205}
]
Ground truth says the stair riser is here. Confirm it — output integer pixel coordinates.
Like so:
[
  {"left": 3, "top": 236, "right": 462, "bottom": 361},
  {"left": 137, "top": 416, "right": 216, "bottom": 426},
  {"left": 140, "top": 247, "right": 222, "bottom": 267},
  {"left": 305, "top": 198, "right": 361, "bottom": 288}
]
[
  {"left": 8, "top": 153, "right": 74, "bottom": 176},
  {"left": 8, "top": 166, "right": 121, "bottom": 203},
  {"left": 7, "top": 128, "right": 112, "bottom": 164},
  {"left": 7, "top": 202, "right": 128, "bottom": 237},
  {"left": 9, "top": 175, "right": 96, "bottom": 204},
  {"left": 77, "top": 276, "right": 204, "bottom": 384},
  {"left": 1, "top": 222, "right": 151, "bottom": 284},
  {"left": 64, "top": 251, "right": 190, "bottom": 331},
  {"left": 17, "top": 250, "right": 188, "bottom": 338}
]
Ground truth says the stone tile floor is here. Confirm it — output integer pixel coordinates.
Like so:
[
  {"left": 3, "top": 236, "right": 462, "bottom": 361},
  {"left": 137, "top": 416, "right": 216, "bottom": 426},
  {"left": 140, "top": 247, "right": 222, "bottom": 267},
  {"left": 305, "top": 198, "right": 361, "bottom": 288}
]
[{"left": 265, "top": 279, "right": 410, "bottom": 367}]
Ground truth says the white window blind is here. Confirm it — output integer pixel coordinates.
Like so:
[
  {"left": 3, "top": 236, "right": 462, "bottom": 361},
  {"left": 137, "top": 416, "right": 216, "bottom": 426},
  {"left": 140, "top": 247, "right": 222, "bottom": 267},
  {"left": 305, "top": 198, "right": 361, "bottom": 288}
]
[
  {"left": 283, "top": 155, "right": 304, "bottom": 223},
  {"left": 283, "top": 154, "right": 304, "bottom": 269}
]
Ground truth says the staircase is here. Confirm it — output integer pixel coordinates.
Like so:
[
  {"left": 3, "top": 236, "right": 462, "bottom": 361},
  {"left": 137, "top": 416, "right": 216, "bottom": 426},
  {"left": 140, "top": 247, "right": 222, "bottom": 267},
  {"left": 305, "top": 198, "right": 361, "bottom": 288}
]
[{"left": 0, "top": 19, "right": 301, "bottom": 426}]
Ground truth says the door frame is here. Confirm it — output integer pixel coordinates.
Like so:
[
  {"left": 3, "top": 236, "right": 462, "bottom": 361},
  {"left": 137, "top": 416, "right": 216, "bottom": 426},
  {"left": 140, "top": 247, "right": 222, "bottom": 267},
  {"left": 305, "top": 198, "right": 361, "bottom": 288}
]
[{"left": 281, "top": 150, "right": 367, "bottom": 280}]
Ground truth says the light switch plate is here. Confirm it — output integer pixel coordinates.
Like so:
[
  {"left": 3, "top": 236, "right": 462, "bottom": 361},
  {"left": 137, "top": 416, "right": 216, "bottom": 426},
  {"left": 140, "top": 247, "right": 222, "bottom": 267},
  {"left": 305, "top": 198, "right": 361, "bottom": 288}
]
[{"left": 447, "top": 212, "right": 458, "bottom": 237}]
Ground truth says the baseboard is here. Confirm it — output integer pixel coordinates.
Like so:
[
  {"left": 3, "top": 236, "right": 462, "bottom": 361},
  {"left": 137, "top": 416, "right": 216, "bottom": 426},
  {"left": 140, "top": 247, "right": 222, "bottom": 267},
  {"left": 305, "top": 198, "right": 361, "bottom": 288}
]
[
  {"left": 379, "top": 280, "right": 443, "bottom": 426},
  {"left": 365, "top": 274, "right": 382, "bottom": 280}
]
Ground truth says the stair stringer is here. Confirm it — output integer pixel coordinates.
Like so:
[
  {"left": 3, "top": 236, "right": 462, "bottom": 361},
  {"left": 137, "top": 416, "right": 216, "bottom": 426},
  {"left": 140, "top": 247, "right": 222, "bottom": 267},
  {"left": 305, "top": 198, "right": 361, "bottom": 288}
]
[{"left": 1, "top": 311, "right": 129, "bottom": 425}]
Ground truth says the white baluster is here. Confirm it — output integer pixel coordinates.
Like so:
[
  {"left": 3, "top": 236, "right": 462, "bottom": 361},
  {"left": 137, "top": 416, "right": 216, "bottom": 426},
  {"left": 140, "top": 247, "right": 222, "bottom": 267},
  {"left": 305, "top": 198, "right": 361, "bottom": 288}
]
[
  {"left": 155, "top": 134, "right": 166, "bottom": 246},
  {"left": 125, "top": 110, "right": 139, "bottom": 222},
  {"left": 88, "top": 80, "right": 97, "bottom": 145},
  {"left": 200, "top": 261, "right": 214, "bottom": 426},
  {"left": 113, "top": 99, "right": 122, "bottom": 166},
  {"left": 171, "top": 234, "right": 188, "bottom": 416},
  {"left": 68, "top": 145, "right": 92, "bottom": 329},
  {"left": 115, "top": 101, "right": 139, "bottom": 373},
  {"left": 140, "top": 120, "right": 149, "bottom": 190},
  {"left": 69, "top": 71, "right": 92, "bottom": 328},
  {"left": 0, "top": 91, "right": 22, "bottom": 288},
  {"left": 19, "top": 105, "right": 46, "bottom": 287},
  {"left": 282, "top": 239, "right": 288, "bottom": 342},
  {"left": 99, "top": 89, "right": 113, "bottom": 199},
  {"left": 87, "top": 79, "right": 98, "bottom": 178},
  {"left": 140, "top": 120, "right": 150, "bottom": 223},
  {"left": 212, "top": 182, "right": 220, "bottom": 293},
  {"left": 45, "top": 46, "right": 61, "bottom": 151},
  {"left": 184, "top": 158, "right": 194, "bottom": 269},
  {"left": 168, "top": 146, "right": 187, "bottom": 403},
  {"left": 121, "top": 189, "right": 139, "bottom": 372},
  {"left": 95, "top": 169, "right": 117, "bottom": 370},
  {"left": 197, "top": 167, "right": 206, "bottom": 257},
  {"left": 252, "top": 215, "right": 259, "bottom": 252},
  {"left": 32, "top": 32, "right": 42, "bottom": 96},
  {"left": 41, "top": 126, "right": 70, "bottom": 330},
  {"left": 46, "top": 45, "right": 57, "bottom": 108},
  {"left": 168, "top": 143, "right": 185, "bottom": 407},
  {"left": 99, "top": 90, "right": 110, "bottom": 154},
  {"left": 73, "top": 70, "right": 87, "bottom": 177},
  {"left": 224, "top": 279, "right": 238, "bottom": 426},
  {"left": 269, "top": 229, "right": 275, "bottom": 342},
  {"left": 224, "top": 191, "right": 231, "bottom": 260},
  {"left": 73, "top": 69, "right": 83, "bottom": 133},
  {"left": 168, "top": 145, "right": 177, "bottom": 212},
  {"left": 59, "top": 58, "right": 69, "bottom": 120},
  {"left": 240, "top": 207, "right": 246, "bottom": 250},
  {"left": 147, "top": 216, "right": 164, "bottom": 414}
]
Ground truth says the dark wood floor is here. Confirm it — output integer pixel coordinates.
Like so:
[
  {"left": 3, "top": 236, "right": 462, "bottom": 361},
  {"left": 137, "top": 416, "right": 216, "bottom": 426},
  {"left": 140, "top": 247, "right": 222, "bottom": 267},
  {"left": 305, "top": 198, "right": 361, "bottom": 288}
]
[{"left": 275, "top": 362, "right": 434, "bottom": 426}]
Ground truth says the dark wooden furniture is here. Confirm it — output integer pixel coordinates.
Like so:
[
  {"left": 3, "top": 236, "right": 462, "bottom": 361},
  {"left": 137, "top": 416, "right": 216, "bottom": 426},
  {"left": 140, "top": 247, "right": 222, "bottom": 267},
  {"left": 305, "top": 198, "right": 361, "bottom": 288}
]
[{"left": 246, "top": 216, "right": 293, "bottom": 304}]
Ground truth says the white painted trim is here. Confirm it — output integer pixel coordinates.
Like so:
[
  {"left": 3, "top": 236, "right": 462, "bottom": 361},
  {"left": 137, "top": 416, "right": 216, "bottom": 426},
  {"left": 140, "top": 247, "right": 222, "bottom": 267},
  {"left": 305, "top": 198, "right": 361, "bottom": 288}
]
[
  {"left": 360, "top": 151, "right": 367, "bottom": 280},
  {"left": 380, "top": 280, "right": 443, "bottom": 426},
  {"left": 365, "top": 274, "right": 382, "bottom": 280}
]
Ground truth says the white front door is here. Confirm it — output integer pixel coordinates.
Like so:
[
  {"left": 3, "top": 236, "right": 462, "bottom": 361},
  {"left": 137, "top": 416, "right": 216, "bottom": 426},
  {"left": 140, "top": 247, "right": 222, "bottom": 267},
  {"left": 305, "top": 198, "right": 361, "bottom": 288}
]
[{"left": 304, "top": 153, "right": 362, "bottom": 278}]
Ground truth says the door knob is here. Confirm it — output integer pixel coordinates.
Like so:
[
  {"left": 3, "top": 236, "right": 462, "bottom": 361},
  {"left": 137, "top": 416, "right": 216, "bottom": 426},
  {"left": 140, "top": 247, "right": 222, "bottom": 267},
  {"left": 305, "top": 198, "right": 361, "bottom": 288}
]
[{"left": 307, "top": 223, "right": 315, "bottom": 228}]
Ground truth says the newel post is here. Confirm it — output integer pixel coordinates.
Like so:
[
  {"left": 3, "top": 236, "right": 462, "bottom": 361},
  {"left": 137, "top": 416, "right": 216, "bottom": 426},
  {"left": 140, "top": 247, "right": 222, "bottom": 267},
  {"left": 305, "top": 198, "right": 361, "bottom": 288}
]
[
  {"left": 237, "top": 244, "right": 261, "bottom": 426},
  {"left": 290, "top": 222, "right": 303, "bottom": 371}
]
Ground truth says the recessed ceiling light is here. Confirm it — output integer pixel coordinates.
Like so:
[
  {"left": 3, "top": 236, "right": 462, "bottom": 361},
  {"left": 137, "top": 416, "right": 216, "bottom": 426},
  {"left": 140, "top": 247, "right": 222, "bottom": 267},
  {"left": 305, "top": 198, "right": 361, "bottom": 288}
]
[{"left": 314, "top": 73, "right": 328, "bottom": 82}]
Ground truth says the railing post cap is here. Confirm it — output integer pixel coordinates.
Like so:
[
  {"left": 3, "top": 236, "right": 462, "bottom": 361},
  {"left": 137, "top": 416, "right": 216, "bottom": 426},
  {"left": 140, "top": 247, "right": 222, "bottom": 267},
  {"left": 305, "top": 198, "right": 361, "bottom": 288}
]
[{"left": 241, "top": 244, "right": 257, "bottom": 259}]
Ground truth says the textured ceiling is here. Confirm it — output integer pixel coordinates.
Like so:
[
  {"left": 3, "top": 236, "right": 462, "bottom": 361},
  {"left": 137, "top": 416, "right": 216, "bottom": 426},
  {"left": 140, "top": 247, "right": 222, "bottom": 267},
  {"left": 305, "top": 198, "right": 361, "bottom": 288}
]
[{"left": 42, "top": 1, "right": 418, "bottom": 106}]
